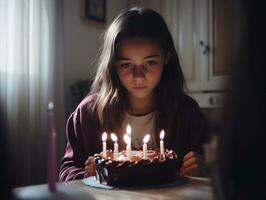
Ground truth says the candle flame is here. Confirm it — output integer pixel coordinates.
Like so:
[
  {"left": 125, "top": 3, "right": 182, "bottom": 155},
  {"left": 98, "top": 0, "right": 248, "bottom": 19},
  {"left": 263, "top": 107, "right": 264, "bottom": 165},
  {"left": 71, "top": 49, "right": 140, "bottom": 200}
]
[
  {"left": 111, "top": 133, "right": 118, "bottom": 142},
  {"left": 126, "top": 124, "right": 131, "bottom": 136},
  {"left": 123, "top": 134, "right": 130, "bottom": 144},
  {"left": 160, "top": 130, "right": 165, "bottom": 140},
  {"left": 143, "top": 134, "right": 150, "bottom": 144},
  {"left": 102, "top": 132, "right": 107, "bottom": 142}
]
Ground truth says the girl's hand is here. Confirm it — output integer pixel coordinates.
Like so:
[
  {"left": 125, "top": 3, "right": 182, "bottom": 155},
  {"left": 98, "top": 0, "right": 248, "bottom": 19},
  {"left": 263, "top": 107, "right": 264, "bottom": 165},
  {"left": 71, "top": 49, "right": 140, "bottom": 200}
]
[
  {"left": 85, "top": 156, "right": 95, "bottom": 177},
  {"left": 180, "top": 151, "right": 208, "bottom": 177}
]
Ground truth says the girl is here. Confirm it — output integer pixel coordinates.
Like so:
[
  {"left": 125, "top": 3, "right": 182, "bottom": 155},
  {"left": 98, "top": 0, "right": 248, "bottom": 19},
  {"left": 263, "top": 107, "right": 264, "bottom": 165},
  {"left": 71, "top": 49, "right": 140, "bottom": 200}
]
[{"left": 59, "top": 7, "right": 210, "bottom": 181}]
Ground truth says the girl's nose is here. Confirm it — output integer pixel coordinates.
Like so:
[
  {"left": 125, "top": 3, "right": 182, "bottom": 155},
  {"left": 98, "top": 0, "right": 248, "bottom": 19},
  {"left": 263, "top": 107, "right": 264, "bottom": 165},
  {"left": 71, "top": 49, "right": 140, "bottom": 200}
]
[{"left": 133, "top": 66, "right": 145, "bottom": 80}]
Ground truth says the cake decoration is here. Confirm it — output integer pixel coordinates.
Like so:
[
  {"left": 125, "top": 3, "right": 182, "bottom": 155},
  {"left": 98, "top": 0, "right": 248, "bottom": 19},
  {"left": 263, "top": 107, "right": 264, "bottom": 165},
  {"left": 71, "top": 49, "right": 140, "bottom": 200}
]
[{"left": 94, "top": 125, "right": 180, "bottom": 186}]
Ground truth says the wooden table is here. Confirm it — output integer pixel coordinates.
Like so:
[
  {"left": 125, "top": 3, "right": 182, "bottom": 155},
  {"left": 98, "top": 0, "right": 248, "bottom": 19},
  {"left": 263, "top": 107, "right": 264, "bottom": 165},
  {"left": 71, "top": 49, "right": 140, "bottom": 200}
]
[{"left": 12, "top": 176, "right": 213, "bottom": 200}]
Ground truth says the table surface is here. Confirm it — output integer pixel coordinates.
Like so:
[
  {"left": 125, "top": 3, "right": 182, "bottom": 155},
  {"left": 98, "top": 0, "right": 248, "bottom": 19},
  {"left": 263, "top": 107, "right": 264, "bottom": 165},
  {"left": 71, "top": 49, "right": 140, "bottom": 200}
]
[{"left": 12, "top": 176, "right": 213, "bottom": 200}]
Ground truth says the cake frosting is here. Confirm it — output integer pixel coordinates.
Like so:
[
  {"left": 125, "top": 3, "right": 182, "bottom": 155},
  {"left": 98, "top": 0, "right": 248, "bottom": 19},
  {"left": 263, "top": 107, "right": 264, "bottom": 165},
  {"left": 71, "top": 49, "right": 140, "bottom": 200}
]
[{"left": 94, "top": 149, "right": 180, "bottom": 186}]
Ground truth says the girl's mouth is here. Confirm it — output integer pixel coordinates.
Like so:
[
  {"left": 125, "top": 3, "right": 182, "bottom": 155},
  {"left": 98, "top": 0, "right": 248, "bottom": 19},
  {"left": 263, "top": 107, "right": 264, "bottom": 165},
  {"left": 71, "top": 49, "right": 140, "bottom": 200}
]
[{"left": 132, "top": 86, "right": 147, "bottom": 89}]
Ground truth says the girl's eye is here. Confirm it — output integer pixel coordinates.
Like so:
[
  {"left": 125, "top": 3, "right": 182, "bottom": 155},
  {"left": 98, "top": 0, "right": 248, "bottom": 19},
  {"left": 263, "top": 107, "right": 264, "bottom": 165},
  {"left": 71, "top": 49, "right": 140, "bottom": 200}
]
[
  {"left": 144, "top": 61, "right": 157, "bottom": 68},
  {"left": 120, "top": 63, "right": 132, "bottom": 69}
]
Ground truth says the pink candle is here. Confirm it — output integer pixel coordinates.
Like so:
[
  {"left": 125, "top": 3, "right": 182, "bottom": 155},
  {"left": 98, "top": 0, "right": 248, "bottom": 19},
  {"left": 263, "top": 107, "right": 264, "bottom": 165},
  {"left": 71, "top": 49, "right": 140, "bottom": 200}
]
[{"left": 47, "top": 102, "right": 57, "bottom": 192}]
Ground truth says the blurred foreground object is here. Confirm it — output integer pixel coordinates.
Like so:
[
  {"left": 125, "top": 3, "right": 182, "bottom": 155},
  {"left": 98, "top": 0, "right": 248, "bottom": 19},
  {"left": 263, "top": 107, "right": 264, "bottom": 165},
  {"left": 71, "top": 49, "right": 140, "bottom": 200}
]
[{"left": 213, "top": 1, "right": 266, "bottom": 200}]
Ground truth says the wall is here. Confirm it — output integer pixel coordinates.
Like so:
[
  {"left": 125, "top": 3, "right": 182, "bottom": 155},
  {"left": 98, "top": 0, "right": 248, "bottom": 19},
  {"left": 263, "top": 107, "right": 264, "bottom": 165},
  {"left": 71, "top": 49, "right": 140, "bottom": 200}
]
[
  {"left": 63, "top": 0, "right": 128, "bottom": 114},
  {"left": 127, "top": 0, "right": 162, "bottom": 12}
]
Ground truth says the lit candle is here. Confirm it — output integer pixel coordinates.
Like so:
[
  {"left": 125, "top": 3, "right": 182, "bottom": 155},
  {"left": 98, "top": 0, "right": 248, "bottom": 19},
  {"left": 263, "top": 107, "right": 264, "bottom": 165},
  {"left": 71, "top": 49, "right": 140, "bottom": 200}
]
[
  {"left": 47, "top": 101, "right": 57, "bottom": 192},
  {"left": 111, "top": 133, "right": 118, "bottom": 160},
  {"left": 126, "top": 124, "right": 131, "bottom": 149},
  {"left": 123, "top": 134, "right": 131, "bottom": 161},
  {"left": 160, "top": 130, "right": 165, "bottom": 154},
  {"left": 143, "top": 134, "right": 150, "bottom": 159},
  {"left": 102, "top": 132, "right": 107, "bottom": 158}
]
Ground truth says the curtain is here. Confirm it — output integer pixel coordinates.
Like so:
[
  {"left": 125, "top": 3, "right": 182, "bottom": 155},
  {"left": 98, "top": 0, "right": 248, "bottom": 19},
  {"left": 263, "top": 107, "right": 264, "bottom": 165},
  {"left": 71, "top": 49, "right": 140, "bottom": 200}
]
[{"left": 0, "top": 0, "right": 65, "bottom": 186}]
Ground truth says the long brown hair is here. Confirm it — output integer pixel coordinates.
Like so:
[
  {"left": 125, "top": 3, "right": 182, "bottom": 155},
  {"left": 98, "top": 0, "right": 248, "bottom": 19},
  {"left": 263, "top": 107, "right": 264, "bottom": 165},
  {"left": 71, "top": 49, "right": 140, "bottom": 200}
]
[{"left": 90, "top": 7, "right": 186, "bottom": 144}]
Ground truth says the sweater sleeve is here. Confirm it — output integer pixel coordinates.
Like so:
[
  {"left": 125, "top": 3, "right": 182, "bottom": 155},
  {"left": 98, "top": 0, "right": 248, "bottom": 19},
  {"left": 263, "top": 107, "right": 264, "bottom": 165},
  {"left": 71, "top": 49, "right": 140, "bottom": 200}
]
[
  {"left": 59, "top": 109, "right": 87, "bottom": 181},
  {"left": 187, "top": 98, "right": 210, "bottom": 155}
]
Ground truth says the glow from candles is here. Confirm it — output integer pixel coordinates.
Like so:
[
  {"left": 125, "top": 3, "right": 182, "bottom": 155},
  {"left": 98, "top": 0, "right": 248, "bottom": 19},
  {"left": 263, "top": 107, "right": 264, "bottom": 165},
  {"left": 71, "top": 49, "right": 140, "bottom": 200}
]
[
  {"left": 111, "top": 133, "right": 118, "bottom": 160},
  {"left": 126, "top": 125, "right": 131, "bottom": 145},
  {"left": 123, "top": 134, "right": 130, "bottom": 144},
  {"left": 102, "top": 132, "right": 107, "bottom": 158},
  {"left": 143, "top": 134, "right": 150, "bottom": 159},
  {"left": 160, "top": 130, "right": 165, "bottom": 154},
  {"left": 126, "top": 124, "right": 131, "bottom": 136},
  {"left": 160, "top": 130, "right": 165, "bottom": 140},
  {"left": 123, "top": 134, "right": 131, "bottom": 160},
  {"left": 111, "top": 133, "right": 117, "bottom": 142},
  {"left": 102, "top": 132, "right": 107, "bottom": 141},
  {"left": 143, "top": 134, "right": 150, "bottom": 143}
]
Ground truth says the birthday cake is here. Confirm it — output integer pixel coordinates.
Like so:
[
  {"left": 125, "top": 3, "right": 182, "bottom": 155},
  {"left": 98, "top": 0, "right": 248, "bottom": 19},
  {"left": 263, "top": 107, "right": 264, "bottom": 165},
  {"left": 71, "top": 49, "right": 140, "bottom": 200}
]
[{"left": 93, "top": 149, "right": 180, "bottom": 186}]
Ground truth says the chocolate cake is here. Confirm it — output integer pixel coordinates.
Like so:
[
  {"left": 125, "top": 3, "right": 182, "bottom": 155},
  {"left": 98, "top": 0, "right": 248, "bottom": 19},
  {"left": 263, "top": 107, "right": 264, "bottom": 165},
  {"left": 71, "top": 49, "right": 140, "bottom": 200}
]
[{"left": 93, "top": 149, "right": 180, "bottom": 186}]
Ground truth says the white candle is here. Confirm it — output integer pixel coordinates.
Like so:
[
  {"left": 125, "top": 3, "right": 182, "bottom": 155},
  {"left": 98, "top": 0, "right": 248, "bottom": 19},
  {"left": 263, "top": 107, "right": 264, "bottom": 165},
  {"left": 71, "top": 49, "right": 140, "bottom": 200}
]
[
  {"left": 143, "top": 143, "right": 147, "bottom": 159},
  {"left": 123, "top": 134, "right": 131, "bottom": 161},
  {"left": 160, "top": 130, "right": 165, "bottom": 154},
  {"left": 143, "top": 134, "right": 150, "bottom": 159},
  {"left": 102, "top": 132, "right": 107, "bottom": 158},
  {"left": 114, "top": 143, "right": 118, "bottom": 160},
  {"left": 126, "top": 124, "right": 131, "bottom": 149},
  {"left": 111, "top": 133, "right": 118, "bottom": 160},
  {"left": 126, "top": 143, "right": 130, "bottom": 160}
]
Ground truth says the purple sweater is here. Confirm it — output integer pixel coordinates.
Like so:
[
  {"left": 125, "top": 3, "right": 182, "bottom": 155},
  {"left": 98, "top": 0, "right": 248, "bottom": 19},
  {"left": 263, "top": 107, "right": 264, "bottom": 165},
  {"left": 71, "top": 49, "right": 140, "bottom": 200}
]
[{"left": 59, "top": 94, "right": 209, "bottom": 181}]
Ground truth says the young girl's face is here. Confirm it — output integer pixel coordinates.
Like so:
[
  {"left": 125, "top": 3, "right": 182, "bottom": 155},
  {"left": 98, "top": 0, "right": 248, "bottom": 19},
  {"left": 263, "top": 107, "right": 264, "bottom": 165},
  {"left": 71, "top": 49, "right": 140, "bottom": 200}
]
[{"left": 115, "top": 38, "right": 166, "bottom": 102}]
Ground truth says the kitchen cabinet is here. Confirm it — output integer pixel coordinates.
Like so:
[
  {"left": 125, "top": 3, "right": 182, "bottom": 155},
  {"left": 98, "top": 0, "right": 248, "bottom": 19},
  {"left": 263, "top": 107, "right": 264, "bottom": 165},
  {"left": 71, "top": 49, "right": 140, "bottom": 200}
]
[{"left": 162, "top": 0, "right": 235, "bottom": 107}]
